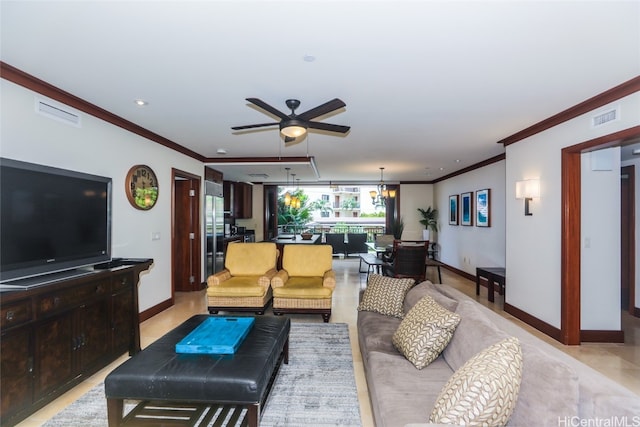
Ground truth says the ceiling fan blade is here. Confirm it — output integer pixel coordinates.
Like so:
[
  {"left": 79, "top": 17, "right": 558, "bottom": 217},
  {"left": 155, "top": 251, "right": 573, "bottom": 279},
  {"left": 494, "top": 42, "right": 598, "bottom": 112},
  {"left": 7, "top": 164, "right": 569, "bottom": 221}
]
[
  {"left": 231, "top": 122, "right": 278, "bottom": 130},
  {"left": 246, "top": 98, "right": 290, "bottom": 120},
  {"left": 297, "top": 98, "right": 346, "bottom": 121},
  {"left": 308, "top": 121, "right": 351, "bottom": 134}
]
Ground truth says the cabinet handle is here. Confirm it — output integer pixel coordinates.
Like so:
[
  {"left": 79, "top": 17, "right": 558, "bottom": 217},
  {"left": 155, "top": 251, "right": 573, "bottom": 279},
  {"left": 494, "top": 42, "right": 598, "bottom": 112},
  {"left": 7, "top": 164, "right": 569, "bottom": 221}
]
[
  {"left": 6, "top": 310, "right": 15, "bottom": 321},
  {"left": 120, "top": 277, "right": 128, "bottom": 285},
  {"left": 27, "top": 357, "right": 34, "bottom": 373}
]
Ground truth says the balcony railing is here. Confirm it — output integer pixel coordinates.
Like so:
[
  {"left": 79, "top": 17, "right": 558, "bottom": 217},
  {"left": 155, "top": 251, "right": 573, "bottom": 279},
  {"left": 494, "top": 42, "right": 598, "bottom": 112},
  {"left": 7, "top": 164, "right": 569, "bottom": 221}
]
[
  {"left": 279, "top": 224, "right": 386, "bottom": 242},
  {"left": 333, "top": 203, "right": 361, "bottom": 209},
  {"left": 332, "top": 186, "right": 359, "bottom": 193}
]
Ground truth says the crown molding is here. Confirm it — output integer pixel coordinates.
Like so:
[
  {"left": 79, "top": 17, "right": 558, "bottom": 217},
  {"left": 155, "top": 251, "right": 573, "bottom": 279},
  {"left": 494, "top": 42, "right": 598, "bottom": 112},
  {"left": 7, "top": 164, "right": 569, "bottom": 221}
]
[
  {"left": 498, "top": 75, "right": 640, "bottom": 147},
  {"left": 1, "top": 61, "right": 205, "bottom": 162}
]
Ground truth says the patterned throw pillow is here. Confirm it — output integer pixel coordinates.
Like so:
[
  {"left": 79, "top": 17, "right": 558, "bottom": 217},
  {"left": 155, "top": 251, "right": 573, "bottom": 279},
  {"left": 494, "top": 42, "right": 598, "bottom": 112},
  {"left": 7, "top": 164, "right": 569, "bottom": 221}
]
[
  {"left": 357, "top": 274, "right": 415, "bottom": 318},
  {"left": 430, "top": 337, "right": 523, "bottom": 426},
  {"left": 392, "top": 296, "right": 461, "bottom": 369}
]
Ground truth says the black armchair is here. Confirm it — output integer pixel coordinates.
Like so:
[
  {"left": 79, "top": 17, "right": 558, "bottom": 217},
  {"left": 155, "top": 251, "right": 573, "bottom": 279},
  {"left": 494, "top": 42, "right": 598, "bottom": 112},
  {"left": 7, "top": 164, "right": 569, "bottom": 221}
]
[
  {"left": 324, "top": 233, "right": 346, "bottom": 255},
  {"left": 345, "top": 233, "right": 368, "bottom": 257}
]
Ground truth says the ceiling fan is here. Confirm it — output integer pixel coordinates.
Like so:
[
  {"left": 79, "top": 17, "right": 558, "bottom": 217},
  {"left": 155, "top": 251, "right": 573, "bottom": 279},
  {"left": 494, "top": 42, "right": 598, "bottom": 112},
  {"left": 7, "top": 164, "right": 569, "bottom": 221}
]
[{"left": 232, "top": 98, "right": 350, "bottom": 143}]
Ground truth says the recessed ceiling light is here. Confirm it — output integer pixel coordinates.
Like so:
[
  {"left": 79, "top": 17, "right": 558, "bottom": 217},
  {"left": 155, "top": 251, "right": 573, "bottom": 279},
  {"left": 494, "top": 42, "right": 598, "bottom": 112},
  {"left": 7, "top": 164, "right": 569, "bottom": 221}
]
[
  {"left": 134, "top": 99, "right": 148, "bottom": 106},
  {"left": 303, "top": 54, "right": 316, "bottom": 62},
  {"left": 455, "top": 159, "right": 461, "bottom": 163},
  {"left": 216, "top": 148, "right": 227, "bottom": 155},
  {"left": 439, "top": 167, "right": 444, "bottom": 171}
]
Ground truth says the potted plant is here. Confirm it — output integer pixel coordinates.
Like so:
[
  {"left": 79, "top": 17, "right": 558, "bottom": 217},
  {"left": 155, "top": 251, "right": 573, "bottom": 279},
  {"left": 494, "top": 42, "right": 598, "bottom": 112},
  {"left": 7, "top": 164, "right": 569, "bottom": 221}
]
[
  {"left": 390, "top": 217, "right": 405, "bottom": 240},
  {"left": 417, "top": 207, "right": 438, "bottom": 241}
]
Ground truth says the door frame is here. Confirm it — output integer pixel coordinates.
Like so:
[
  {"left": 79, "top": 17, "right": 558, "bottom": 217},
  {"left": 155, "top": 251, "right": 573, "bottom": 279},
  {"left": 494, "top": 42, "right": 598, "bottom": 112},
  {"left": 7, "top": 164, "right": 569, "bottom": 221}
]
[
  {"left": 621, "top": 164, "right": 636, "bottom": 315},
  {"left": 561, "top": 126, "right": 640, "bottom": 344},
  {"left": 171, "top": 169, "right": 202, "bottom": 297},
  {"left": 263, "top": 184, "right": 278, "bottom": 241}
]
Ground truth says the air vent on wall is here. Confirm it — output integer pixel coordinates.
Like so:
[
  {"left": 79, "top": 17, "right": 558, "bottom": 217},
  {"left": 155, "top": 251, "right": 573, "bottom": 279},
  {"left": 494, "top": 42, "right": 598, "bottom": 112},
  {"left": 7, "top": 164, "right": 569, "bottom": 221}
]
[
  {"left": 35, "top": 97, "right": 82, "bottom": 127},
  {"left": 591, "top": 106, "right": 619, "bottom": 128},
  {"left": 247, "top": 173, "right": 269, "bottom": 179}
]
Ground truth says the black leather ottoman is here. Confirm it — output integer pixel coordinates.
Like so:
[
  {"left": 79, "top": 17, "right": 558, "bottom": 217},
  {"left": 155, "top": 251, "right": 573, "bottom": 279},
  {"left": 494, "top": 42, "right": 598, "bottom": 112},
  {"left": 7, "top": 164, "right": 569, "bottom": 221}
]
[{"left": 105, "top": 315, "right": 290, "bottom": 427}]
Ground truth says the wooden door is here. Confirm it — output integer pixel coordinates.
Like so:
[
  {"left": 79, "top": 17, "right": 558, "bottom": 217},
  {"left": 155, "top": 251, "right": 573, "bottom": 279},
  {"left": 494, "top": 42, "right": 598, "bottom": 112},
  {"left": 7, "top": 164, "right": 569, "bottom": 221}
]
[
  {"left": 0, "top": 328, "right": 32, "bottom": 419},
  {"left": 111, "top": 288, "right": 133, "bottom": 355},
  {"left": 34, "top": 314, "right": 74, "bottom": 398},
  {"left": 172, "top": 171, "right": 201, "bottom": 292},
  {"left": 77, "top": 299, "right": 110, "bottom": 371}
]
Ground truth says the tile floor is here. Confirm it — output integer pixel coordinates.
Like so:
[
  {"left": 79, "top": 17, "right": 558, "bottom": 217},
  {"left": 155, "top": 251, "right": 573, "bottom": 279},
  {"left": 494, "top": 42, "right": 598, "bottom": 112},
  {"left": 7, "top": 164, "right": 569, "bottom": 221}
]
[{"left": 15, "top": 257, "right": 640, "bottom": 426}]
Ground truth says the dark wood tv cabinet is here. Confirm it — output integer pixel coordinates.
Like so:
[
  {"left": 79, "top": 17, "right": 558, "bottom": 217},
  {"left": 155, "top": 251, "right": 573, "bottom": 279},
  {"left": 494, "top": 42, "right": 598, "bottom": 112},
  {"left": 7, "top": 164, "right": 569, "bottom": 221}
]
[{"left": 0, "top": 260, "right": 152, "bottom": 426}]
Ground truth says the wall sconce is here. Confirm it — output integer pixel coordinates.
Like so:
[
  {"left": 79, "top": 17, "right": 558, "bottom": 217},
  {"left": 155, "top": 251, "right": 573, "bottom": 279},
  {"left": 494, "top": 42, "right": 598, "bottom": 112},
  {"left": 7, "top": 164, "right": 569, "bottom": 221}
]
[{"left": 515, "top": 179, "right": 540, "bottom": 216}]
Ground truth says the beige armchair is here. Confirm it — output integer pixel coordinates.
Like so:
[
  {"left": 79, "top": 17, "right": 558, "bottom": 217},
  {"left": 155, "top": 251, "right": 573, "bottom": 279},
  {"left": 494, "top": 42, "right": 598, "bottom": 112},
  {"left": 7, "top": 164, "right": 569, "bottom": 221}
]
[
  {"left": 206, "top": 242, "right": 278, "bottom": 315},
  {"left": 271, "top": 244, "right": 335, "bottom": 322}
]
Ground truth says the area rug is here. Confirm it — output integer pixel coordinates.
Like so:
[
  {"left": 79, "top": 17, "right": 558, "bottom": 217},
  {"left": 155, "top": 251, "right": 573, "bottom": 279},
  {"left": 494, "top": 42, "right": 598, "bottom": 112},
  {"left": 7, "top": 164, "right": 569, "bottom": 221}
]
[{"left": 43, "top": 322, "right": 361, "bottom": 427}]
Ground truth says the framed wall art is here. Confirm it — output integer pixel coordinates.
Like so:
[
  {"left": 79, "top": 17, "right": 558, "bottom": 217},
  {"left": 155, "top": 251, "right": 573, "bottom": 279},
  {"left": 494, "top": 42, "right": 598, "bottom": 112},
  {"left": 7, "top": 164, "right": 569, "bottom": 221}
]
[
  {"left": 476, "top": 189, "right": 491, "bottom": 227},
  {"left": 449, "top": 195, "right": 459, "bottom": 225},
  {"left": 460, "top": 192, "right": 473, "bottom": 226}
]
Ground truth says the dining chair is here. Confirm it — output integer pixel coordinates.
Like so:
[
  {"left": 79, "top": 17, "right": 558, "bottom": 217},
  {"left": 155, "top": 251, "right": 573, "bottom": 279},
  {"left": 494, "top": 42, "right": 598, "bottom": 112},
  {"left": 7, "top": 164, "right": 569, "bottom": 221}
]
[{"left": 383, "top": 240, "right": 429, "bottom": 283}]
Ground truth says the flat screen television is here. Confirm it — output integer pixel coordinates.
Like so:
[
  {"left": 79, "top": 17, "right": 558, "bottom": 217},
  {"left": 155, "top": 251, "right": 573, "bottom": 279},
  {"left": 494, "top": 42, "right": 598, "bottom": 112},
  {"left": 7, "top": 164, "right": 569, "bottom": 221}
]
[{"left": 0, "top": 158, "right": 112, "bottom": 283}]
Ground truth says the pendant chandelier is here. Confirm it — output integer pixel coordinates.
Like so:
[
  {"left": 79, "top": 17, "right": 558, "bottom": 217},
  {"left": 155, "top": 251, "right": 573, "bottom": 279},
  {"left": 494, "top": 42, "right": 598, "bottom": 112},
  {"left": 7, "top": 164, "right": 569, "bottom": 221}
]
[
  {"left": 369, "top": 167, "right": 396, "bottom": 206},
  {"left": 283, "top": 169, "right": 302, "bottom": 209},
  {"left": 290, "top": 174, "right": 301, "bottom": 209},
  {"left": 284, "top": 168, "right": 292, "bottom": 206}
]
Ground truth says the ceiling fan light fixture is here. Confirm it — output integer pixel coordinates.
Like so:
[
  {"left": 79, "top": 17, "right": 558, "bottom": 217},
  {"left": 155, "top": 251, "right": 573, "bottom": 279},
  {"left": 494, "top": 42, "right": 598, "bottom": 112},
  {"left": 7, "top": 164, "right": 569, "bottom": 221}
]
[{"left": 280, "top": 119, "right": 307, "bottom": 138}]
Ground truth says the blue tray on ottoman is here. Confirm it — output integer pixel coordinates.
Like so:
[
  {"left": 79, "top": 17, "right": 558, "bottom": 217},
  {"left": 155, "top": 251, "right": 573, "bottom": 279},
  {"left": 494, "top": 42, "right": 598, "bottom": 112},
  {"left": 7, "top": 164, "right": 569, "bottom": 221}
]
[{"left": 175, "top": 316, "right": 255, "bottom": 354}]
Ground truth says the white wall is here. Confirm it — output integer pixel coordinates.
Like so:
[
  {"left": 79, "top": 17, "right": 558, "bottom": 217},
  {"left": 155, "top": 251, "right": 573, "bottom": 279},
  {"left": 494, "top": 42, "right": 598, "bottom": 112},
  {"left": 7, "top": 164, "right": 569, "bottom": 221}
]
[
  {"left": 621, "top": 155, "right": 640, "bottom": 309},
  {"left": 581, "top": 148, "right": 621, "bottom": 330},
  {"left": 399, "top": 184, "right": 434, "bottom": 241},
  {"left": 1, "top": 80, "right": 204, "bottom": 312},
  {"left": 433, "top": 160, "right": 506, "bottom": 275},
  {"left": 506, "top": 92, "right": 640, "bottom": 329}
]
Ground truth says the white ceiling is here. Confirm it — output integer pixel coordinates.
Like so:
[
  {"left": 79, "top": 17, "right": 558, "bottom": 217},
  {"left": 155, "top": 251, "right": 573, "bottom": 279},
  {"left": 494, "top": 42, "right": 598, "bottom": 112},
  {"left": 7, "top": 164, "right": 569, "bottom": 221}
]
[{"left": 2, "top": 1, "right": 639, "bottom": 183}]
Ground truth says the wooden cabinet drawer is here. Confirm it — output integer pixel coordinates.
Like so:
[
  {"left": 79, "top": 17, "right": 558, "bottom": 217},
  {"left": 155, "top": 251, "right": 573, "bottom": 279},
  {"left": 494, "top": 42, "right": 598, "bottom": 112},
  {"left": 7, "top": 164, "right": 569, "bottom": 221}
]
[
  {"left": 1, "top": 300, "right": 32, "bottom": 329},
  {"left": 111, "top": 272, "right": 133, "bottom": 291},
  {"left": 37, "top": 279, "right": 110, "bottom": 316}
]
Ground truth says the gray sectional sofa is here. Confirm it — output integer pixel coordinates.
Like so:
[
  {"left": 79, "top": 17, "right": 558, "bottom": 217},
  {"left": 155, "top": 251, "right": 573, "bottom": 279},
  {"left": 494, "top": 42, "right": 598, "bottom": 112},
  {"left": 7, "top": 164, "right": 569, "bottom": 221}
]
[{"left": 358, "top": 281, "right": 640, "bottom": 427}]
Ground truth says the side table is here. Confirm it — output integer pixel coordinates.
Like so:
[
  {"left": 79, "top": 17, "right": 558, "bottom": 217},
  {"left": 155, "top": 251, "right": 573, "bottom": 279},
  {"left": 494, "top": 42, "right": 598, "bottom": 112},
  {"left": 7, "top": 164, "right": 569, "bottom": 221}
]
[{"left": 475, "top": 267, "right": 506, "bottom": 303}]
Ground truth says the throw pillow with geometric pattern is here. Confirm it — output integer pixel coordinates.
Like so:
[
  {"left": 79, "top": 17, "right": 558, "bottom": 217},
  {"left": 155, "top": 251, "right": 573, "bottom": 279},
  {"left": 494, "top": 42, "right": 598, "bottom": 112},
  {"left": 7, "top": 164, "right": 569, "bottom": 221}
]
[
  {"left": 392, "top": 295, "right": 461, "bottom": 369},
  {"left": 357, "top": 274, "right": 415, "bottom": 318},
  {"left": 430, "top": 337, "right": 523, "bottom": 426}
]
